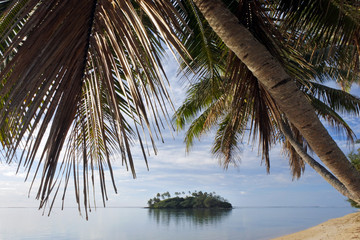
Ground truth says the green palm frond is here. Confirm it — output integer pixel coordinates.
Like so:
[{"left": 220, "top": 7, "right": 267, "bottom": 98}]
[
  {"left": 174, "top": 75, "right": 225, "bottom": 130},
  {"left": 303, "top": 82, "right": 360, "bottom": 115},
  {"left": 275, "top": 0, "right": 360, "bottom": 87},
  {"left": 277, "top": 0, "right": 359, "bottom": 46},
  {"left": 297, "top": 43, "right": 360, "bottom": 89},
  {"left": 0, "top": 0, "right": 31, "bottom": 68},
  {"left": 212, "top": 114, "right": 243, "bottom": 169},
  {"left": 183, "top": 105, "right": 216, "bottom": 151},
  {"left": 177, "top": 0, "right": 226, "bottom": 83},
  {"left": 233, "top": 1, "right": 316, "bottom": 82},
  {"left": 309, "top": 96, "right": 356, "bottom": 141}
]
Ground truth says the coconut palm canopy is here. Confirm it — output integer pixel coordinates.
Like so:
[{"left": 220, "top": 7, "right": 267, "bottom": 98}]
[
  {"left": 0, "top": 0, "right": 360, "bottom": 217},
  {"left": 176, "top": 0, "right": 360, "bottom": 175},
  {"left": 189, "top": 0, "right": 360, "bottom": 201}
]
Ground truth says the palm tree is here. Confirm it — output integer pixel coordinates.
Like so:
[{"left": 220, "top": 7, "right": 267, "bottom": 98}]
[
  {"left": 175, "top": 0, "right": 360, "bottom": 201},
  {"left": 0, "top": 0, "right": 188, "bottom": 218},
  {"left": 191, "top": 0, "right": 360, "bottom": 202}
]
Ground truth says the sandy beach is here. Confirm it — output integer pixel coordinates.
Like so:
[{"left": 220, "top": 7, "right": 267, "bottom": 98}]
[{"left": 272, "top": 211, "right": 360, "bottom": 240}]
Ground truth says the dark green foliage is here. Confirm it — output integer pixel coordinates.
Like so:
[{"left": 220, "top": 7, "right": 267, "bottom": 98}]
[
  {"left": 180, "top": 197, "right": 195, "bottom": 208},
  {"left": 347, "top": 199, "right": 360, "bottom": 208},
  {"left": 147, "top": 191, "right": 232, "bottom": 209},
  {"left": 204, "top": 196, "right": 231, "bottom": 208},
  {"left": 348, "top": 148, "right": 360, "bottom": 171},
  {"left": 348, "top": 147, "right": 360, "bottom": 208}
]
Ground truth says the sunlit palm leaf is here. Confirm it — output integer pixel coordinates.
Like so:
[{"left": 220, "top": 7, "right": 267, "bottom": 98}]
[
  {"left": 0, "top": 0, "right": 188, "bottom": 217},
  {"left": 212, "top": 114, "right": 243, "bottom": 169}
]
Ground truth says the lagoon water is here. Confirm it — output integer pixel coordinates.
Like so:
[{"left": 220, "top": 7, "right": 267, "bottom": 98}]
[{"left": 0, "top": 207, "right": 355, "bottom": 240}]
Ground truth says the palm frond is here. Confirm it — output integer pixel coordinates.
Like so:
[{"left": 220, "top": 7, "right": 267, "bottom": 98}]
[
  {"left": 302, "top": 81, "right": 360, "bottom": 115},
  {"left": 277, "top": 0, "right": 359, "bottom": 46},
  {"left": 280, "top": 122, "right": 306, "bottom": 179},
  {"left": 212, "top": 114, "right": 243, "bottom": 169},
  {"left": 309, "top": 96, "right": 356, "bottom": 141},
  {"left": 183, "top": 105, "right": 214, "bottom": 151},
  {"left": 176, "top": 0, "right": 226, "bottom": 85},
  {"left": 275, "top": 0, "right": 360, "bottom": 88},
  {"left": 174, "top": 74, "right": 224, "bottom": 129},
  {"left": 0, "top": 0, "right": 188, "bottom": 216}
]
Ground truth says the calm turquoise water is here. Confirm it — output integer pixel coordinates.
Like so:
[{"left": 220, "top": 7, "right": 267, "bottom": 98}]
[{"left": 0, "top": 207, "right": 356, "bottom": 240}]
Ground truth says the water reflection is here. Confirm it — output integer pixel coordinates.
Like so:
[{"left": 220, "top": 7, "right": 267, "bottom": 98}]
[{"left": 148, "top": 208, "right": 232, "bottom": 227}]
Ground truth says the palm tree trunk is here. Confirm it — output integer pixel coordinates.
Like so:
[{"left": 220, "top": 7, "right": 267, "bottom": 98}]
[
  {"left": 192, "top": 0, "right": 360, "bottom": 201},
  {"left": 279, "top": 120, "right": 356, "bottom": 200}
]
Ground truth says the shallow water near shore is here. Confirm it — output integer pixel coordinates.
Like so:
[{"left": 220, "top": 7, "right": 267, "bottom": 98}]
[{"left": 0, "top": 207, "right": 355, "bottom": 240}]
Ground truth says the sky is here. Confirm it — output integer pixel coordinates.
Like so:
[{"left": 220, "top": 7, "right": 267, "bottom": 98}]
[{"left": 0, "top": 53, "right": 359, "bottom": 214}]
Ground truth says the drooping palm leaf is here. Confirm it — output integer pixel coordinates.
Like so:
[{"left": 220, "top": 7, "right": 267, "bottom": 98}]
[
  {"left": 280, "top": 121, "right": 306, "bottom": 179},
  {"left": 303, "top": 82, "right": 360, "bottom": 115},
  {"left": 309, "top": 96, "right": 357, "bottom": 140},
  {"left": 277, "top": 0, "right": 359, "bottom": 45},
  {"left": 0, "top": 0, "right": 189, "bottom": 217},
  {"left": 212, "top": 114, "right": 243, "bottom": 169},
  {"left": 276, "top": 0, "right": 360, "bottom": 88}
]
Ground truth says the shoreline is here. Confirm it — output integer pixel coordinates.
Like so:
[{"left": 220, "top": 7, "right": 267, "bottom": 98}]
[{"left": 272, "top": 211, "right": 360, "bottom": 240}]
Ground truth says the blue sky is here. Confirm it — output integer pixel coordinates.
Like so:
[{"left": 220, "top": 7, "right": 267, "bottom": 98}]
[{"left": 0, "top": 54, "right": 359, "bottom": 212}]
